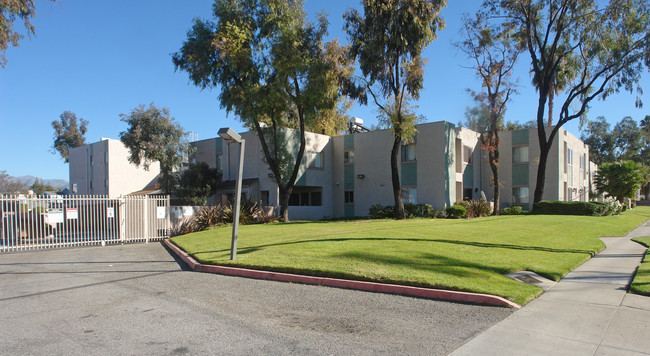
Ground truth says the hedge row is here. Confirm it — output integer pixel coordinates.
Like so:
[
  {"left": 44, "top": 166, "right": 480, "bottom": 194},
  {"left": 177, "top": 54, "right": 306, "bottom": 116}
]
[{"left": 532, "top": 200, "right": 622, "bottom": 216}]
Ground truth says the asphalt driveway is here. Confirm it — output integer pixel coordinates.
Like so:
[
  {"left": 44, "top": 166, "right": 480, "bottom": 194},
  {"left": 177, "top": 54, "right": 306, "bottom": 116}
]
[{"left": 0, "top": 243, "right": 511, "bottom": 355}]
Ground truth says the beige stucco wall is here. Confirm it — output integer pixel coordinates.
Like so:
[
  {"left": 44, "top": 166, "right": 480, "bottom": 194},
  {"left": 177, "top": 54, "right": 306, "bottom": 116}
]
[
  {"left": 69, "top": 139, "right": 159, "bottom": 198},
  {"left": 106, "top": 139, "right": 159, "bottom": 197}
]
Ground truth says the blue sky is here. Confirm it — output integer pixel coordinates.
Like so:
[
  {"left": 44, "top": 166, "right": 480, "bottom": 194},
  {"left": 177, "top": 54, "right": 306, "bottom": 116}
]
[{"left": 1, "top": 0, "right": 648, "bottom": 181}]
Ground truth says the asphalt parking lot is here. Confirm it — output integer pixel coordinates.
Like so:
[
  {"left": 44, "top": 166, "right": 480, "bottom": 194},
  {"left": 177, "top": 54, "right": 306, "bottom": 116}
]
[{"left": 0, "top": 243, "right": 512, "bottom": 355}]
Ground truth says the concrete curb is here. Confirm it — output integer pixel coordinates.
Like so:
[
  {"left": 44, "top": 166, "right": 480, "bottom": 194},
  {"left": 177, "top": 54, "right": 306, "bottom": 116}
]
[{"left": 163, "top": 239, "right": 521, "bottom": 309}]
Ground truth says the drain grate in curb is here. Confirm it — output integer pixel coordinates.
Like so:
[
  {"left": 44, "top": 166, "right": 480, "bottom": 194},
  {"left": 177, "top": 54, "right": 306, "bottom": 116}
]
[
  {"left": 505, "top": 271, "right": 557, "bottom": 291},
  {"left": 514, "top": 275, "right": 542, "bottom": 284}
]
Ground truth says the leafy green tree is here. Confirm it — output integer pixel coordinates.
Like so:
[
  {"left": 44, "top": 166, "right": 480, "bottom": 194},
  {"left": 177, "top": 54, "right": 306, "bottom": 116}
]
[
  {"left": 457, "top": 11, "right": 523, "bottom": 214},
  {"left": 613, "top": 116, "right": 643, "bottom": 162},
  {"left": 595, "top": 161, "right": 644, "bottom": 203},
  {"left": 461, "top": 104, "right": 491, "bottom": 133},
  {"left": 1, "top": 0, "right": 39, "bottom": 67},
  {"left": 175, "top": 162, "right": 222, "bottom": 206},
  {"left": 30, "top": 178, "right": 54, "bottom": 196},
  {"left": 51, "top": 111, "right": 88, "bottom": 163},
  {"left": 641, "top": 115, "right": 650, "bottom": 165},
  {"left": 581, "top": 116, "right": 616, "bottom": 165},
  {"left": 173, "top": 0, "right": 351, "bottom": 222},
  {"left": 485, "top": 0, "right": 650, "bottom": 207},
  {"left": 503, "top": 120, "right": 536, "bottom": 131},
  {"left": 119, "top": 103, "right": 190, "bottom": 195},
  {"left": 344, "top": 0, "right": 446, "bottom": 219}
]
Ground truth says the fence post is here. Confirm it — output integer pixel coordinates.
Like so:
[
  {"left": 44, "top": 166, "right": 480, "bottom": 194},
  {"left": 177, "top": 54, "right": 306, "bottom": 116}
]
[
  {"left": 119, "top": 196, "right": 126, "bottom": 243},
  {"left": 165, "top": 195, "right": 170, "bottom": 238},
  {"left": 143, "top": 196, "right": 149, "bottom": 243}
]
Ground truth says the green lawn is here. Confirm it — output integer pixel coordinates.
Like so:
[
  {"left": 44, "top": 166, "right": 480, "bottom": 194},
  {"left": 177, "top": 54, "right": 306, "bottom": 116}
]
[
  {"left": 171, "top": 206, "right": 650, "bottom": 305},
  {"left": 631, "top": 236, "right": 650, "bottom": 296}
]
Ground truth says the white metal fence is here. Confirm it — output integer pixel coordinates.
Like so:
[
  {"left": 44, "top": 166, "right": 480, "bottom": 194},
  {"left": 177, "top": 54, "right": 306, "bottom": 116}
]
[{"left": 0, "top": 195, "right": 170, "bottom": 252}]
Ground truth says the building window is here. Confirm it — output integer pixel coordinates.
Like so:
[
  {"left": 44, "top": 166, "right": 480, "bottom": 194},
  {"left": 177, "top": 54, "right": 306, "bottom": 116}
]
[
  {"left": 512, "top": 146, "right": 528, "bottom": 163},
  {"left": 90, "top": 154, "right": 94, "bottom": 166},
  {"left": 401, "top": 188, "right": 417, "bottom": 204},
  {"left": 309, "top": 151, "right": 323, "bottom": 169},
  {"left": 463, "top": 187, "right": 473, "bottom": 201},
  {"left": 513, "top": 187, "right": 529, "bottom": 205},
  {"left": 344, "top": 151, "right": 354, "bottom": 165},
  {"left": 261, "top": 190, "right": 269, "bottom": 205},
  {"left": 104, "top": 152, "right": 108, "bottom": 163},
  {"left": 463, "top": 146, "right": 473, "bottom": 164},
  {"left": 104, "top": 179, "right": 108, "bottom": 188},
  {"left": 344, "top": 190, "right": 354, "bottom": 204},
  {"left": 579, "top": 154, "right": 585, "bottom": 169},
  {"left": 216, "top": 153, "right": 222, "bottom": 171},
  {"left": 401, "top": 143, "right": 416, "bottom": 162},
  {"left": 310, "top": 191, "right": 322, "bottom": 206},
  {"left": 567, "top": 148, "right": 573, "bottom": 166},
  {"left": 72, "top": 183, "right": 78, "bottom": 193},
  {"left": 89, "top": 181, "right": 93, "bottom": 190},
  {"left": 289, "top": 189, "right": 322, "bottom": 206}
]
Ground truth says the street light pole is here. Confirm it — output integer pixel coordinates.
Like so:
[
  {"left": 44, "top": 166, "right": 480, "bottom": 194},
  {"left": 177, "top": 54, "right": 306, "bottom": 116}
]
[
  {"left": 230, "top": 138, "right": 245, "bottom": 260},
  {"left": 218, "top": 127, "right": 245, "bottom": 261}
]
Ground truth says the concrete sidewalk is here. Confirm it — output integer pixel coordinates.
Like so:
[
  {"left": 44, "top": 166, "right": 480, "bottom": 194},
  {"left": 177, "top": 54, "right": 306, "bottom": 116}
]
[{"left": 451, "top": 219, "right": 650, "bottom": 356}]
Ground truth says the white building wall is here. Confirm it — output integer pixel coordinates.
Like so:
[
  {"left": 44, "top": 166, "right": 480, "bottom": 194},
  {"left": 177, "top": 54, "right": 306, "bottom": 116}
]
[{"left": 69, "top": 139, "right": 159, "bottom": 198}]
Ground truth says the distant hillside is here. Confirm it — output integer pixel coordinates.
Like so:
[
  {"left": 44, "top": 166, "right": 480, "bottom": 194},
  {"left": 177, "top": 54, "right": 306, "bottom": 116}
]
[{"left": 14, "top": 175, "right": 69, "bottom": 190}]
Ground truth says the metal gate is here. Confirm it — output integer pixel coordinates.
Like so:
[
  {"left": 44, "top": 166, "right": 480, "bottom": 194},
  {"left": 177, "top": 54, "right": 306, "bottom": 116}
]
[{"left": 0, "top": 195, "right": 170, "bottom": 252}]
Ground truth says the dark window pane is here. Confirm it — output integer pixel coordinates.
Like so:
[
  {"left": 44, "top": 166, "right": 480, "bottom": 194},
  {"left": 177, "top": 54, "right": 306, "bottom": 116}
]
[
  {"left": 289, "top": 193, "right": 300, "bottom": 206},
  {"left": 310, "top": 191, "right": 322, "bottom": 206}
]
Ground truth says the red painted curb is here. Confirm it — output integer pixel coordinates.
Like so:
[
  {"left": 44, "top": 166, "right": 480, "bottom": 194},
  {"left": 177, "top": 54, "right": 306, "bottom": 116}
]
[{"left": 163, "top": 239, "right": 521, "bottom": 309}]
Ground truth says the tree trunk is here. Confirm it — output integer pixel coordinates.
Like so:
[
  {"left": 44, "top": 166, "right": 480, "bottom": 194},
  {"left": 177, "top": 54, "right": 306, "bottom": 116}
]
[
  {"left": 278, "top": 186, "right": 292, "bottom": 222},
  {"left": 533, "top": 141, "right": 550, "bottom": 208},
  {"left": 547, "top": 83, "right": 555, "bottom": 127},
  {"left": 489, "top": 149, "right": 500, "bottom": 215},
  {"left": 390, "top": 135, "right": 405, "bottom": 219}
]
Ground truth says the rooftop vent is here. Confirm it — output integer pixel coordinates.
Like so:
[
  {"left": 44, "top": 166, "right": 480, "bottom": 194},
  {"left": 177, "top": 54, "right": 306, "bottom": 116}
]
[{"left": 348, "top": 117, "right": 370, "bottom": 134}]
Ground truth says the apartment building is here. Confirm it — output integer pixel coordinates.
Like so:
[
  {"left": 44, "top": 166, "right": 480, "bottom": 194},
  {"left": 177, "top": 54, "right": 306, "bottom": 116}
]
[
  {"left": 494, "top": 127, "right": 594, "bottom": 209},
  {"left": 69, "top": 138, "right": 160, "bottom": 198},
  {"left": 68, "top": 122, "right": 595, "bottom": 218}
]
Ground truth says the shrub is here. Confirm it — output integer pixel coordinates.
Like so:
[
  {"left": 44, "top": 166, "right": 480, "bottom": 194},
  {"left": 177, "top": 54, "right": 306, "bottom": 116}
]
[
  {"left": 369, "top": 204, "right": 394, "bottom": 219},
  {"left": 602, "top": 198, "right": 622, "bottom": 216},
  {"left": 405, "top": 203, "right": 439, "bottom": 218},
  {"left": 445, "top": 204, "right": 466, "bottom": 219},
  {"left": 500, "top": 205, "right": 523, "bottom": 215},
  {"left": 465, "top": 199, "right": 492, "bottom": 218},
  {"left": 370, "top": 203, "right": 438, "bottom": 219},
  {"left": 533, "top": 200, "right": 607, "bottom": 216},
  {"left": 192, "top": 198, "right": 278, "bottom": 230},
  {"left": 170, "top": 218, "right": 199, "bottom": 237},
  {"left": 194, "top": 206, "right": 225, "bottom": 230},
  {"left": 455, "top": 200, "right": 471, "bottom": 210}
]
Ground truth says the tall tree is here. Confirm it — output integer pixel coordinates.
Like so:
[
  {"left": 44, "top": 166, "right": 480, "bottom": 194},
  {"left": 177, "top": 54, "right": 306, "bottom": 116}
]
[
  {"left": 485, "top": 0, "right": 650, "bottom": 207},
  {"left": 457, "top": 11, "right": 523, "bottom": 214},
  {"left": 344, "top": 0, "right": 446, "bottom": 219},
  {"left": 51, "top": 111, "right": 88, "bottom": 163},
  {"left": 119, "top": 103, "right": 189, "bottom": 195},
  {"left": 580, "top": 116, "right": 616, "bottom": 165},
  {"left": 173, "top": 0, "right": 351, "bottom": 222},
  {"left": 613, "top": 116, "right": 643, "bottom": 161},
  {"left": 1, "top": 0, "right": 36, "bottom": 67},
  {"left": 175, "top": 162, "right": 222, "bottom": 206},
  {"left": 30, "top": 178, "right": 54, "bottom": 196},
  {"left": 0, "top": 170, "right": 24, "bottom": 194}
]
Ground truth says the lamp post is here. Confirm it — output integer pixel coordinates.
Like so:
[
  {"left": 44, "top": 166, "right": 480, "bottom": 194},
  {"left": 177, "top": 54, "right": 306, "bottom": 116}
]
[{"left": 218, "top": 127, "right": 245, "bottom": 260}]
